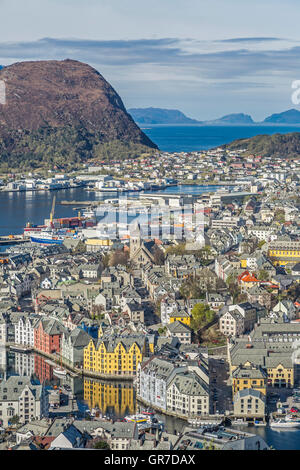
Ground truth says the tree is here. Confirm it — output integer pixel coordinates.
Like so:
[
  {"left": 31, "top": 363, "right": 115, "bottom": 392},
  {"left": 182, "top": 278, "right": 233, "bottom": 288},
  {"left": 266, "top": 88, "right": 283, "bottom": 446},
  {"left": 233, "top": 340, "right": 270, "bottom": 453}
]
[
  {"left": 93, "top": 440, "right": 110, "bottom": 450},
  {"left": 109, "top": 249, "right": 129, "bottom": 267},
  {"left": 191, "top": 303, "right": 215, "bottom": 331},
  {"left": 152, "top": 245, "right": 165, "bottom": 265}
]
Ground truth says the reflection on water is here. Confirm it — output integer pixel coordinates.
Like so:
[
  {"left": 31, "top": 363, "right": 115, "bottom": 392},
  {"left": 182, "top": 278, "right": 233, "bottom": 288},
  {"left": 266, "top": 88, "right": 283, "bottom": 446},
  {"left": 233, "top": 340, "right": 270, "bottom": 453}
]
[
  {"left": 83, "top": 378, "right": 136, "bottom": 418},
  {"left": 3, "top": 351, "right": 300, "bottom": 446}
]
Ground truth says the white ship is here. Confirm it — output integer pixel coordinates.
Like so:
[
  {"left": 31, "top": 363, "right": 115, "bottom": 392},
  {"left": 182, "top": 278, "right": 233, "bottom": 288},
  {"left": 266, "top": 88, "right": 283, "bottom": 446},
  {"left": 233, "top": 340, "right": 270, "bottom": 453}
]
[{"left": 270, "top": 418, "right": 300, "bottom": 429}]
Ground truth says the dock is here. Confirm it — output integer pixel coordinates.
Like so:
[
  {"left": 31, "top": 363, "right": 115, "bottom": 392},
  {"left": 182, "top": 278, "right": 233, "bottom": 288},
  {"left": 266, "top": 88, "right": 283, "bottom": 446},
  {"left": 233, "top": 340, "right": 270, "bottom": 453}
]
[{"left": 0, "top": 236, "right": 30, "bottom": 246}]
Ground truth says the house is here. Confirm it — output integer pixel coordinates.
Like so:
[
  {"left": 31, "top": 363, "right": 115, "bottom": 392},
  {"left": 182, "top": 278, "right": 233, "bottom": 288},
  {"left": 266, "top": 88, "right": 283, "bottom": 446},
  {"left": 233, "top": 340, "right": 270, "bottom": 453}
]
[
  {"left": 0, "top": 376, "right": 49, "bottom": 427},
  {"left": 34, "top": 317, "right": 67, "bottom": 354},
  {"left": 49, "top": 424, "right": 86, "bottom": 449},
  {"left": 219, "top": 309, "right": 244, "bottom": 338},
  {"left": 61, "top": 327, "right": 91, "bottom": 367},
  {"left": 166, "top": 320, "right": 192, "bottom": 345},
  {"left": 233, "top": 388, "right": 266, "bottom": 418}
]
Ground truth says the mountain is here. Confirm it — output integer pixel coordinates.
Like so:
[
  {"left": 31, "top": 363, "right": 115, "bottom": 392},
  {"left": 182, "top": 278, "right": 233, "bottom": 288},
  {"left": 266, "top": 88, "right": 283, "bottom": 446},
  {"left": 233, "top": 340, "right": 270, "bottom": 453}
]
[
  {"left": 263, "top": 109, "right": 300, "bottom": 124},
  {"left": 0, "top": 59, "right": 157, "bottom": 170},
  {"left": 221, "top": 132, "right": 300, "bottom": 158},
  {"left": 128, "top": 107, "right": 200, "bottom": 124},
  {"left": 206, "top": 113, "right": 254, "bottom": 125}
]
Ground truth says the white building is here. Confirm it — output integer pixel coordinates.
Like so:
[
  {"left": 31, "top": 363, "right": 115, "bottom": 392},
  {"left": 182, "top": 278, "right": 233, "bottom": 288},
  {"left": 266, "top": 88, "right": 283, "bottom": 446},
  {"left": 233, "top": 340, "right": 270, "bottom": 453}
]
[{"left": 0, "top": 376, "right": 48, "bottom": 427}]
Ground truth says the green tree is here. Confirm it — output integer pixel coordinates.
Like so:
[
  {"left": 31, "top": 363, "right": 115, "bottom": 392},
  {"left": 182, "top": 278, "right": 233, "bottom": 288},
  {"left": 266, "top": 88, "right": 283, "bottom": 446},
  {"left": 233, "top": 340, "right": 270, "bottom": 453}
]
[
  {"left": 93, "top": 440, "right": 110, "bottom": 449},
  {"left": 191, "top": 303, "right": 215, "bottom": 332}
]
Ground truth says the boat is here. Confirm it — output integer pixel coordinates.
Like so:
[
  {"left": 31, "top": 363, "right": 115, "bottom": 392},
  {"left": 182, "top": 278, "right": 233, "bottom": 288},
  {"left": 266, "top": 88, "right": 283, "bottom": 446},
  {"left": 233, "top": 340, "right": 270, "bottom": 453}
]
[
  {"left": 270, "top": 418, "right": 300, "bottom": 429},
  {"left": 231, "top": 419, "right": 248, "bottom": 426},
  {"left": 30, "top": 230, "right": 65, "bottom": 245},
  {"left": 53, "top": 367, "right": 67, "bottom": 377},
  {"left": 254, "top": 420, "right": 266, "bottom": 426},
  {"left": 9, "top": 344, "right": 32, "bottom": 353},
  {"left": 124, "top": 414, "right": 150, "bottom": 423}
]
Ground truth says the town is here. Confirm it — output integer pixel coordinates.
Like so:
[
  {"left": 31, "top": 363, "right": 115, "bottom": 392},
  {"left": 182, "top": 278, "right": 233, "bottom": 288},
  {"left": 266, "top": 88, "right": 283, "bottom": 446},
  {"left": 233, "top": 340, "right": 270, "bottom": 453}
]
[{"left": 0, "top": 145, "right": 300, "bottom": 450}]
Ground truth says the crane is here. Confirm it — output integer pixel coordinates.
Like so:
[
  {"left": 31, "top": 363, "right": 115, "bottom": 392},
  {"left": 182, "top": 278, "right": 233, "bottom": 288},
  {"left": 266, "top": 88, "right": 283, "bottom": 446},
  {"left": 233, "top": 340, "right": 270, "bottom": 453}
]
[{"left": 50, "top": 195, "right": 56, "bottom": 226}]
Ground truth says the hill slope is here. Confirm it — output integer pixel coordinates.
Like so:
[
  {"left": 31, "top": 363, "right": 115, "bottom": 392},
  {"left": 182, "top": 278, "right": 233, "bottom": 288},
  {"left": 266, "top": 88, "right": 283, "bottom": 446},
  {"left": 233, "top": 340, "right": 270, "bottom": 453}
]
[
  {"left": 221, "top": 132, "right": 300, "bottom": 158},
  {"left": 0, "top": 59, "right": 157, "bottom": 170}
]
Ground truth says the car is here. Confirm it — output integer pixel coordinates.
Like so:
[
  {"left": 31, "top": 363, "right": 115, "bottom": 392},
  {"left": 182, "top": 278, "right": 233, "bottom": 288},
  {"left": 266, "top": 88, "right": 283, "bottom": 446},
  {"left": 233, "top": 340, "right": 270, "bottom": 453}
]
[{"left": 289, "top": 407, "right": 299, "bottom": 413}]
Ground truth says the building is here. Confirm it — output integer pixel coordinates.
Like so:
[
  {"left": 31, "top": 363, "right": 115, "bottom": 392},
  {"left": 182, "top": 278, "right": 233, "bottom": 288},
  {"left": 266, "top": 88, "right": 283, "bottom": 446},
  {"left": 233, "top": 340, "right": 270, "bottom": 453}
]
[
  {"left": 232, "top": 365, "right": 268, "bottom": 396},
  {"left": 34, "top": 318, "right": 67, "bottom": 354},
  {"left": 233, "top": 388, "right": 266, "bottom": 418},
  {"left": 15, "top": 315, "right": 38, "bottom": 347},
  {"left": 61, "top": 327, "right": 91, "bottom": 367},
  {"left": 268, "top": 241, "right": 300, "bottom": 266},
  {"left": 166, "top": 321, "right": 192, "bottom": 345},
  {"left": 0, "top": 376, "right": 49, "bottom": 427},
  {"left": 83, "top": 335, "right": 147, "bottom": 376}
]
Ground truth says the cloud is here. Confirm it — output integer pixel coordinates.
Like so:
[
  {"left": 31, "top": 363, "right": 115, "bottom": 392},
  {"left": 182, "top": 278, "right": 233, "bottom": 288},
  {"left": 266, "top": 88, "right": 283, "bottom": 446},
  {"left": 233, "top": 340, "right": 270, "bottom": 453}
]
[{"left": 0, "top": 36, "right": 299, "bottom": 120}]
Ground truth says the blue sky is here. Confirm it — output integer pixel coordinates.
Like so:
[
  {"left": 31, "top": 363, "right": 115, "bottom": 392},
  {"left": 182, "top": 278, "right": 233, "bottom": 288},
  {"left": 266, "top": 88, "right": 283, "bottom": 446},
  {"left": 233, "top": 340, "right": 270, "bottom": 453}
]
[{"left": 0, "top": 0, "right": 300, "bottom": 120}]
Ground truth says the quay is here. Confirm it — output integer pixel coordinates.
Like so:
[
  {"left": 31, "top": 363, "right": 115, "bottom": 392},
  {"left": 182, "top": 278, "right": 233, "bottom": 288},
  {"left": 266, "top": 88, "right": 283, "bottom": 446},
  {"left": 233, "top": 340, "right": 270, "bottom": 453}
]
[{"left": 0, "top": 236, "right": 29, "bottom": 246}]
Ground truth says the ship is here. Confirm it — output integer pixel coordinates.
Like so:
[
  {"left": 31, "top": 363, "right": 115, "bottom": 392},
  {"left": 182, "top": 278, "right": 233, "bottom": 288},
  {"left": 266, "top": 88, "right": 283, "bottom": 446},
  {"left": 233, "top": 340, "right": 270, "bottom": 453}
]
[
  {"left": 270, "top": 418, "right": 300, "bottom": 429},
  {"left": 30, "top": 231, "right": 65, "bottom": 245}
]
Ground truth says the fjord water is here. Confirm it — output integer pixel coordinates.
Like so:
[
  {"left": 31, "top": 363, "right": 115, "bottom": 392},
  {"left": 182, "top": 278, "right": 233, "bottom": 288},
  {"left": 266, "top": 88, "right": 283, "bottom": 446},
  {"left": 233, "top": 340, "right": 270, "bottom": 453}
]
[
  {"left": 0, "top": 184, "right": 229, "bottom": 237},
  {"left": 142, "top": 124, "right": 300, "bottom": 152}
]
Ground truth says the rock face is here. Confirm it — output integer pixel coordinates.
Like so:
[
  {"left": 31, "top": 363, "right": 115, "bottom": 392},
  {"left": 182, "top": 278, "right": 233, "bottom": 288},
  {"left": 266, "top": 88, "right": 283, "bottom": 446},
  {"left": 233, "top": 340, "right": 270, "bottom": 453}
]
[{"left": 0, "top": 59, "right": 157, "bottom": 164}]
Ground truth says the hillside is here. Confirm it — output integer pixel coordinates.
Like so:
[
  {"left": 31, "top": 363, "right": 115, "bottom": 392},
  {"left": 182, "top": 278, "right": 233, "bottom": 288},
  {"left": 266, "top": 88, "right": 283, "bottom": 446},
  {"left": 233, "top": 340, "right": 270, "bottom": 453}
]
[
  {"left": 221, "top": 132, "right": 300, "bottom": 158},
  {"left": 128, "top": 107, "right": 200, "bottom": 124},
  {"left": 0, "top": 59, "right": 157, "bottom": 171}
]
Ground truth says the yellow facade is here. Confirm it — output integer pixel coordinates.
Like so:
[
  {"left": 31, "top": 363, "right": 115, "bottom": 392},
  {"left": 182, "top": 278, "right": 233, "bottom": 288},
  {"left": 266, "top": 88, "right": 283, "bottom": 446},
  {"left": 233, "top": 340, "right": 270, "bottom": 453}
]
[
  {"left": 267, "top": 364, "right": 294, "bottom": 388},
  {"left": 268, "top": 248, "right": 300, "bottom": 266},
  {"left": 169, "top": 315, "right": 191, "bottom": 327},
  {"left": 83, "top": 379, "right": 136, "bottom": 416},
  {"left": 85, "top": 238, "right": 113, "bottom": 247},
  {"left": 231, "top": 360, "right": 293, "bottom": 390},
  {"left": 240, "top": 258, "right": 248, "bottom": 269},
  {"left": 84, "top": 337, "right": 146, "bottom": 376},
  {"left": 232, "top": 376, "right": 267, "bottom": 396}
]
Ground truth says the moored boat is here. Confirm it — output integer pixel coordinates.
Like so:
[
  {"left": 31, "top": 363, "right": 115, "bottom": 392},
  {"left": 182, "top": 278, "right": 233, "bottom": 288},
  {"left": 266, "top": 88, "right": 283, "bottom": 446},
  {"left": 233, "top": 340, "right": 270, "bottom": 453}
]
[
  {"left": 270, "top": 418, "right": 300, "bottom": 429},
  {"left": 53, "top": 367, "right": 67, "bottom": 377}
]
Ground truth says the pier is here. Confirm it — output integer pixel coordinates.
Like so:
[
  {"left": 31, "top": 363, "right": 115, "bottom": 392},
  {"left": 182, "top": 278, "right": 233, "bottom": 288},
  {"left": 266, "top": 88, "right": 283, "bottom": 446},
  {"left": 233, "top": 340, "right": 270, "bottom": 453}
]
[{"left": 0, "top": 236, "right": 30, "bottom": 246}]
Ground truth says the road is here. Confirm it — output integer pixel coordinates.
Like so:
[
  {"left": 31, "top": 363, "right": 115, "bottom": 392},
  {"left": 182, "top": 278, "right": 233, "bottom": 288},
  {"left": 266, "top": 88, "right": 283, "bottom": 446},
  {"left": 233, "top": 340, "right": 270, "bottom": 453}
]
[{"left": 209, "top": 357, "right": 233, "bottom": 414}]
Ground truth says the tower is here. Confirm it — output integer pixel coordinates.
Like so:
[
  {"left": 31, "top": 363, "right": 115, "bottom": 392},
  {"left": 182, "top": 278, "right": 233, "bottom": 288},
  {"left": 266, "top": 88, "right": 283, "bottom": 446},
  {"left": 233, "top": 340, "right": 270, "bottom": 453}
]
[{"left": 130, "top": 223, "right": 142, "bottom": 259}]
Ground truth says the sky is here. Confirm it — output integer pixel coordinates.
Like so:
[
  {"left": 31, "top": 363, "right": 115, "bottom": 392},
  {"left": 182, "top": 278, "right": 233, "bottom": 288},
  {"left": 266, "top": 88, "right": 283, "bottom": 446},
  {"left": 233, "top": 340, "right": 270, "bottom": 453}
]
[{"left": 0, "top": 0, "right": 300, "bottom": 120}]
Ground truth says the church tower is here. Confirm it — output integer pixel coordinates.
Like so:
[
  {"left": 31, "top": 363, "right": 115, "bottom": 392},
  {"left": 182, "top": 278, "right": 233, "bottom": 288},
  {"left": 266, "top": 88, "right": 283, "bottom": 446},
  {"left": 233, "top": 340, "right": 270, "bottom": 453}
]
[{"left": 130, "top": 223, "right": 142, "bottom": 259}]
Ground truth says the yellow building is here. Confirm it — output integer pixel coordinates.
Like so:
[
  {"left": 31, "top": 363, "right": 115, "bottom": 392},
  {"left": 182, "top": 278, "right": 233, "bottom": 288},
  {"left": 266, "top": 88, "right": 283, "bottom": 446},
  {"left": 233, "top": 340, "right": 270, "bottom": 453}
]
[
  {"left": 232, "top": 365, "right": 268, "bottom": 396},
  {"left": 85, "top": 238, "right": 113, "bottom": 252},
  {"left": 169, "top": 311, "right": 191, "bottom": 327},
  {"left": 266, "top": 361, "right": 294, "bottom": 388},
  {"left": 268, "top": 242, "right": 300, "bottom": 266},
  {"left": 83, "top": 379, "right": 136, "bottom": 416},
  {"left": 84, "top": 335, "right": 147, "bottom": 376}
]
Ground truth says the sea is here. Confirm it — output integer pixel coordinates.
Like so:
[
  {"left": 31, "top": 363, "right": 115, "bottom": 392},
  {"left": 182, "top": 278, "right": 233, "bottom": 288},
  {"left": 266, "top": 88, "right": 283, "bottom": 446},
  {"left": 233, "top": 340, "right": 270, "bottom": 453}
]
[{"left": 142, "top": 123, "right": 300, "bottom": 153}]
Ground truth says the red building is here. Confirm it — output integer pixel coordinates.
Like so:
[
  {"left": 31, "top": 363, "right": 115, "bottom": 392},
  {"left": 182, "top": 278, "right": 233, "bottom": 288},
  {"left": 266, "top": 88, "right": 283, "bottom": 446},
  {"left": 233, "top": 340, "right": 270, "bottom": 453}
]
[{"left": 34, "top": 317, "right": 66, "bottom": 354}]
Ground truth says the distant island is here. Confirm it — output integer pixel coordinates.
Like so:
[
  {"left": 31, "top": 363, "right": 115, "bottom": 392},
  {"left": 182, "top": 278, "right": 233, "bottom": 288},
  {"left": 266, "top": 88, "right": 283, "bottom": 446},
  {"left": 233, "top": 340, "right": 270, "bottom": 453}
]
[
  {"left": 129, "top": 107, "right": 300, "bottom": 126},
  {"left": 128, "top": 107, "right": 200, "bottom": 125}
]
